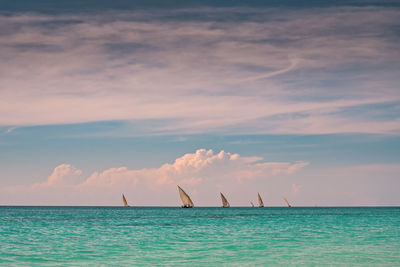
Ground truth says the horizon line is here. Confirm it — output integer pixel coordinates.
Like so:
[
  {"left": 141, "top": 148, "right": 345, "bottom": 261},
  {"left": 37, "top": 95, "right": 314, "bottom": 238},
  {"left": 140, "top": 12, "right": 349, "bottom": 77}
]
[{"left": 1, "top": 205, "right": 399, "bottom": 208}]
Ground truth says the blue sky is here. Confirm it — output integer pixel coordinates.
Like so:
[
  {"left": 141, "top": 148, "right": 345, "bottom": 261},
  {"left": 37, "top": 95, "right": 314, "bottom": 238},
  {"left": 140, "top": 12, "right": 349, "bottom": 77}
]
[{"left": 0, "top": 0, "right": 399, "bottom": 206}]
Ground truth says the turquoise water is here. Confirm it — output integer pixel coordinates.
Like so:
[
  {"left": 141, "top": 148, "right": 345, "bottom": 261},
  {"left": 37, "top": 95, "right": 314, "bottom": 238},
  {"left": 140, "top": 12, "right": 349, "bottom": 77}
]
[{"left": 0, "top": 207, "right": 399, "bottom": 266}]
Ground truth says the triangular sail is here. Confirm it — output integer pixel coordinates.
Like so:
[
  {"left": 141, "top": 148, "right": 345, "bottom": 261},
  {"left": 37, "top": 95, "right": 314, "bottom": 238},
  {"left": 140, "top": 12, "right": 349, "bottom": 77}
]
[
  {"left": 251, "top": 202, "right": 255, "bottom": 207},
  {"left": 257, "top": 193, "right": 264, "bottom": 207},
  {"left": 122, "top": 194, "right": 129, "bottom": 207},
  {"left": 178, "top": 186, "right": 194, "bottom": 207},
  {"left": 283, "top": 197, "right": 292, "bottom": 208},
  {"left": 220, "top": 193, "right": 230, "bottom": 207}
]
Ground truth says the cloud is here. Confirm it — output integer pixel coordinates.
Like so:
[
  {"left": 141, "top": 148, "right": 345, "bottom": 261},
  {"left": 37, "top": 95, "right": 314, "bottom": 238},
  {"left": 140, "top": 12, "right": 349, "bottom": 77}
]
[
  {"left": 80, "top": 149, "right": 306, "bottom": 188},
  {"left": 236, "top": 55, "right": 299, "bottom": 83},
  {"left": 0, "top": 149, "right": 308, "bottom": 205},
  {"left": 0, "top": 6, "right": 399, "bottom": 135},
  {"left": 5, "top": 127, "right": 17, "bottom": 134},
  {"left": 35, "top": 164, "right": 82, "bottom": 187}
]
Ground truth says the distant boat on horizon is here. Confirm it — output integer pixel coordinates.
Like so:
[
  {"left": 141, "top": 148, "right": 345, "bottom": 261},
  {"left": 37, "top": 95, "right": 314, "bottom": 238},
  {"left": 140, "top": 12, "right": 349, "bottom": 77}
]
[
  {"left": 178, "top": 186, "right": 194, "bottom": 208},
  {"left": 122, "top": 194, "right": 129, "bottom": 207},
  {"left": 250, "top": 202, "right": 255, "bottom": 207},
  {"left": 283, "top": 197, "right": 292, "bottom": 208},
  {"left": 257, "top": 193, "right": 264, "bottom": 207},
  {"left": 220, "top": 192, "right": 230, "bottom": 208}
]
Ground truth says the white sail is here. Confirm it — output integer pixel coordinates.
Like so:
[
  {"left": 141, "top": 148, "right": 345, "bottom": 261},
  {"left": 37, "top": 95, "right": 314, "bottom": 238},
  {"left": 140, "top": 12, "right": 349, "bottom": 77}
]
[
  {"left": 251, "top": 202, "right": 255, "bottom": 207},
  {"left": 283, "top": 197, "right": 292, "bottom": 208},
  {"left": 257, "top": 193, "right": 264, "bottom": 207},
  {"left": 122, "top": 194, "right": 129, "bottom": 207},
  {"left": 220, "top": 193, "right": 230, "bottom": 208},
  {"left": 178, "top": 186, "right": 194, "bottom": 208}
]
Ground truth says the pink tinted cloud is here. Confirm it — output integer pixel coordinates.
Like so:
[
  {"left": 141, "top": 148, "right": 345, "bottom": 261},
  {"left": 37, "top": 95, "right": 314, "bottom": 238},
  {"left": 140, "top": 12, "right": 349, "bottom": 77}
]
[
  {"left": 35, "top": 164, "right": 82, "bottom": 187},
  {"left": 0, "top": 149, "right": 308, "bottom": 206},
  {"left": 0, "top": 8, "right": 399, "bottom": 134}
]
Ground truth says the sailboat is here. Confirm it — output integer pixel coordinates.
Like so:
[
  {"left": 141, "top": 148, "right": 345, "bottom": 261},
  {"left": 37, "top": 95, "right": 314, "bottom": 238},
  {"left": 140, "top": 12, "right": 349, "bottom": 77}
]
[
  {"left": 178, "top": 186, "right": 194, "bottom": 208},
  {"left": 220, "top": 192, "right": 230, "bottom": 208},
  {"left": 122, "top": 194, "right": 129, "bottom": 207},
  {"left": 283, "top": 197, "right": 292, "bottom": 208},
  {"left": 257, "top": 193, "right": 264, "bottom": 207},
  {"left": 250, "top": 202, "right": 255, "bottom": 207}
]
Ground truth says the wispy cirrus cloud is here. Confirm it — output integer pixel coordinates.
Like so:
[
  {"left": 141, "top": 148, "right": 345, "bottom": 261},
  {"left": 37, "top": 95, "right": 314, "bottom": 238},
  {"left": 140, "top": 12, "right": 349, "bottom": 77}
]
[
  {"left": 0, "top": 6, "right": 399, "bottom": 134},
  {"left": 0, "top": 149, "right": 308, "bottom": 206}
]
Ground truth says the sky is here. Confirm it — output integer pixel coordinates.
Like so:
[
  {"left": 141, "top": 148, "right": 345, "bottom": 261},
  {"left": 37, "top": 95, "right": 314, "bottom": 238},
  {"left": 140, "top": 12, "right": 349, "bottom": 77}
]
[{"left": 0, "top": 0, "right": 399, "bottom": 206}]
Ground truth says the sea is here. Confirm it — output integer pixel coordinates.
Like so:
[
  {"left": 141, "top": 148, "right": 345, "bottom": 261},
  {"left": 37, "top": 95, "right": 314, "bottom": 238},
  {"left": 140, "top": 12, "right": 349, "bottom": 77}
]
[{"left": 0, "top": 207, "right": 399, "bottom": 266}]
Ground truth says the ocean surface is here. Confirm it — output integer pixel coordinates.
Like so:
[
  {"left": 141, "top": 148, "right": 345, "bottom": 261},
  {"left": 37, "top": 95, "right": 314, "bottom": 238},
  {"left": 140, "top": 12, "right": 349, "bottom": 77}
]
[{"left": 0, "top": 207, "right": 399, "bottom": 266}]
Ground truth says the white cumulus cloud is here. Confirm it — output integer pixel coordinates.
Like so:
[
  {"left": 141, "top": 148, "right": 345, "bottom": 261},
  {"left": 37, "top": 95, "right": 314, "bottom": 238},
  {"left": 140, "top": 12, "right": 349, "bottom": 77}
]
[
  {"left": 35, "top": 164, "right": 82, "bottom": 187},
  {"left": 0, "top": 149, "right": 308, "bottom": 206}
]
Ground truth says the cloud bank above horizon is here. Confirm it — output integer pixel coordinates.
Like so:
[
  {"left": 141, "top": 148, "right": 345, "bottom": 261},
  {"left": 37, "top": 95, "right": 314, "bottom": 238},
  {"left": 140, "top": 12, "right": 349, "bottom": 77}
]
[
  {"left": 0, "top": 149, "right": 308, "bottom": 206},
  {"left": 1, "top": 5, "right": 400, "bottom": 135}
]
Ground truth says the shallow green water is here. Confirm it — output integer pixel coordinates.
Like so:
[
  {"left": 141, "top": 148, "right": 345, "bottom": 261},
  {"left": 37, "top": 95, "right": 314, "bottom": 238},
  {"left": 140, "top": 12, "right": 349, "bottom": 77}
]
[{"left": 0, "top": 207, "right": 399, "bottom": 266}]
